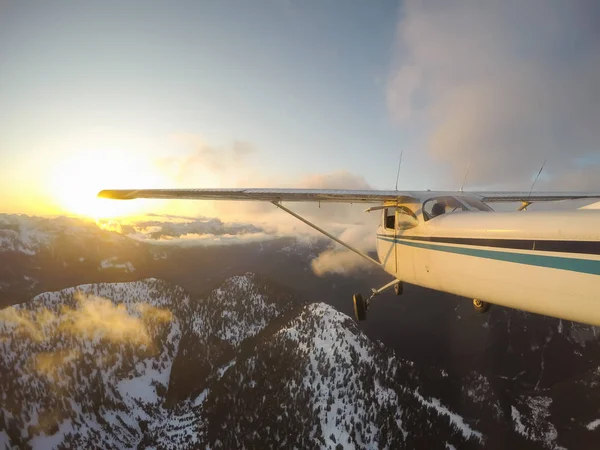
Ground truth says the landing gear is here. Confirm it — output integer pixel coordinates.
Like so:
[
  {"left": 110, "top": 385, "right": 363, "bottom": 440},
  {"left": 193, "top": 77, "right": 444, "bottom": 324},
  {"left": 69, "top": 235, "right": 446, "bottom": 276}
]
[
  {"left": 353, "top": 294, "right": 367, "bottom": 321},
  {"left": 473, "top": 298, "right": 490, "bottom": 313},
  {"left": 353, "top": 279, "right": 402, "bottom": 321},
  {"left": 394, "top": 281, "right": 403, "bottom": 296}
]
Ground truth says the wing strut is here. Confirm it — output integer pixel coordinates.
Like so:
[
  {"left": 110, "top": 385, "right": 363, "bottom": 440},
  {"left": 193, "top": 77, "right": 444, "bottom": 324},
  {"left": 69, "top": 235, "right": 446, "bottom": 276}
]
[{"left": 271, "top": 201, "right": 381, "bottom": 267}]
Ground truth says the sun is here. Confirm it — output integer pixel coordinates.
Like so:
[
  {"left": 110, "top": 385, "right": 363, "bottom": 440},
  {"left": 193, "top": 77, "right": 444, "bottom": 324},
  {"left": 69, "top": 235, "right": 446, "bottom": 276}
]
[{"left": 51, "top": 151, "right": 163, "bottom": 219}]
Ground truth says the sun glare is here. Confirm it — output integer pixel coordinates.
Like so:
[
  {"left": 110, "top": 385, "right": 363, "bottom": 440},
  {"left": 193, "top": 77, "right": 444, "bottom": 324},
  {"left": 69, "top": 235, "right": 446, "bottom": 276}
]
[{"left": 51, "top": 151, "right": 163, "bottom": 219}]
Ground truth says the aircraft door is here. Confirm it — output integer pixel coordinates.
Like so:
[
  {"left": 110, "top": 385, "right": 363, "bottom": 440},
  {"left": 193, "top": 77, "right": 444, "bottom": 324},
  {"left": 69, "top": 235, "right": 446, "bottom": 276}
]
[
  {"left": 379, "top": 206, "right": 420, "bottom": 279},
  {"left": 394, "top": 210, "right": 398, "bottom": 274},
  {"left": 379, "top": 208, "right": 397, "bottom": 274},
  {"left": 395, "top": 205, "right": 419, "bottom": 282}
]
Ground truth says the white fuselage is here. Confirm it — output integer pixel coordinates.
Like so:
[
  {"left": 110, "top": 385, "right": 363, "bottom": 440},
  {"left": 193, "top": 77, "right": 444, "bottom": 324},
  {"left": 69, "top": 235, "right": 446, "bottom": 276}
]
[{"left": 376, "top": 207, "right": 600, "bottom": 325}]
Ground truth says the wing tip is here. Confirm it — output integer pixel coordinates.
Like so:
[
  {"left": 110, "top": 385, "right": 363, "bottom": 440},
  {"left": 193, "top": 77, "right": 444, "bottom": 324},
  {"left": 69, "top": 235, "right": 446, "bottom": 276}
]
[{"left": 97, "top": 190, "right": 133, "bottom": 200}]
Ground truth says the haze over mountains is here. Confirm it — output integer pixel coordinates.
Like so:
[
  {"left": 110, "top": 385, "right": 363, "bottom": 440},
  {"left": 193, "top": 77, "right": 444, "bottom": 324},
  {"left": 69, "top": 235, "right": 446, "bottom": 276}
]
[{"left": 1, "top": 213, "right": 600, "bottom": 449}]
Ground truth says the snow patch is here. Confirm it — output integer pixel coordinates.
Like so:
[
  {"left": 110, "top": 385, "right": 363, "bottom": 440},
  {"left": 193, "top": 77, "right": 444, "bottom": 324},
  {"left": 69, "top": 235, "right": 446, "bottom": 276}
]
[
  {"left": 118, "top": 369, "right": 164, "bottom": 404},
  {"left": 413, "top": 391, "right": 483, "bottom": 443},
  {"left": 217, "top": 360, "right": 236, "bottom": 378},
  {"left": 0, "top": 431, "right": 12, "bottom": 449},
  {"left": 193, "top": 389, "right": 210, "bottom": 407},
  {"left": 511, "top": 397, "right": 557, "bottom": 448},
  {"left": 586, "top": 418, "right": 600, "bottom": 431},
  {"left": 29, "top": 419, "right": 74, "bottom": 450},
  {"left": 511, "top": 406, "right": 527, "bottom": 436},
  {"left": 99, "top": 257, "right": 135, "bottom": 272}
]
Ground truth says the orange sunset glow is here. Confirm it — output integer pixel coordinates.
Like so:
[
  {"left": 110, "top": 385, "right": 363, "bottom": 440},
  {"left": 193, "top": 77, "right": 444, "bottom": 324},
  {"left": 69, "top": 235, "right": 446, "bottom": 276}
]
[{"left": 50, "top": 150, "right": 164, "bottom": 219}]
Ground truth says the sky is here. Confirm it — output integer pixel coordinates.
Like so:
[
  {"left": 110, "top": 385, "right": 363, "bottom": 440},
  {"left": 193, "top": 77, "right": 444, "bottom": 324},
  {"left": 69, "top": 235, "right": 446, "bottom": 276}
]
[{"left": 1, "top": 0, "right": 599, "bottom": 219}]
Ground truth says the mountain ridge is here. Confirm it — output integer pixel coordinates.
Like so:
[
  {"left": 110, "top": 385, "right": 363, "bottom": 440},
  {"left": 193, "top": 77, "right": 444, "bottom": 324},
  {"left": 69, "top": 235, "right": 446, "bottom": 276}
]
[
  {"left": 1, "top": 274, "right": 494, "bottom": 449},
  {"left": 2, "top": 214, "right": 600, "bottom": 449}
]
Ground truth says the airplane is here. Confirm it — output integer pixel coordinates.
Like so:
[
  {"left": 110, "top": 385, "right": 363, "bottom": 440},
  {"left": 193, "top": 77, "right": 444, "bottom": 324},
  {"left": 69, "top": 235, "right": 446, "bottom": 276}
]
[{"left": 98, "top": 188, "right": 600, "bottom": 326}]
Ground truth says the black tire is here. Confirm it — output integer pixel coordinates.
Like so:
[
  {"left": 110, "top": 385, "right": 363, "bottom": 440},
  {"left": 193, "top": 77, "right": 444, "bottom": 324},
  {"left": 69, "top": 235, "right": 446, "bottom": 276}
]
[
  {"left": 394, "top": 281, "right": 403, "bottom": 296},
  {"left": 473, "top": 298, "right": 490, "bottom": 313},
  {"left": 353, "top": 294, "right": 367, "bottom": 321}
]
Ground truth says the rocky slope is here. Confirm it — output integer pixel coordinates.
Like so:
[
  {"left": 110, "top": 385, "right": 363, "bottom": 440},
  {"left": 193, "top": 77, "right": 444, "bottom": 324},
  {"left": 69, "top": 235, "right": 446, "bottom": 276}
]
[{"left": 1, "top": 275, "right": 493, "bottom": 449}]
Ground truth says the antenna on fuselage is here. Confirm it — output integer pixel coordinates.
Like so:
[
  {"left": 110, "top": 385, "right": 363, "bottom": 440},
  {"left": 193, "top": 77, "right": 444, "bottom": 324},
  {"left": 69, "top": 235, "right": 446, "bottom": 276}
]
[
  {"left": 528, "top": 159, "right": 547, "bottom": 197},
  {"left": 520, "top": 159, "right": 547, "bottom": 211},
  {"left": 394, "top": 149, "right": 403, "bottom": 191},
  {"left": 460, "top": 160, "right": 471, "bottom": 192}
]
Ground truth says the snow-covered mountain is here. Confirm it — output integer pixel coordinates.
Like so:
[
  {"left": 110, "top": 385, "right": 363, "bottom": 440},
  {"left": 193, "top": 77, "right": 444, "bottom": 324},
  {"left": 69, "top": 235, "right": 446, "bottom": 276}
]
[
  {"left": 0, "top": 214, "right": 328, "bottom": 308},
  {"left": 2, "top": 214, "right": 600, "bottom": 449},
  {"left": 1, "top": 274, "right": 497, "bottom": 449},
  {"left": 0, "top": 214, "right": 130, "bottom": 255},
  {"left": 0, "top": 214, "right": 153, "bottom": 307}
]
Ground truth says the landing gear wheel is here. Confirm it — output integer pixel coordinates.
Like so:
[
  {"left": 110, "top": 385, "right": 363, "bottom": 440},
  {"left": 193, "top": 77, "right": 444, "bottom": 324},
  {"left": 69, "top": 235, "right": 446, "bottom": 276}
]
[
  {"left": 353, "top": 294, "right": 367, "bottom": 321},
  {"left": 473, "top": 298, "right": 490, "bottom": 313},
  {"left": 394, "top": 281, "right": 403, "bottom": 296}
]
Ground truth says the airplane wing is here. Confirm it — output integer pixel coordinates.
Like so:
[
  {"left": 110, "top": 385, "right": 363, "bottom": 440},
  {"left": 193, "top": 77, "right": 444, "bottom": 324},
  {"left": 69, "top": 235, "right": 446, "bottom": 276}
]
[
  {"left": 476, "top": 192, "right": 600, "bottom": 202},
  {"left": 98, "top": 188, "right": 600, "bottom": 204},
  {"left": 97, "top": 188, "right": 416, "bottom": 203}
]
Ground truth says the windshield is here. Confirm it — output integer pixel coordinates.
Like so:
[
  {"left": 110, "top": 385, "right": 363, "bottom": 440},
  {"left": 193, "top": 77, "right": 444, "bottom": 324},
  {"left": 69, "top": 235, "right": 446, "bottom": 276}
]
[
  {"left": 460, "top": 197, "right": 494, "bottom": 211},
  {"left": 423, "top": 196, "right": 468, "bottom": 220},
  {"left": 424, "top": 196, "right": 493, "bottom": 220}
]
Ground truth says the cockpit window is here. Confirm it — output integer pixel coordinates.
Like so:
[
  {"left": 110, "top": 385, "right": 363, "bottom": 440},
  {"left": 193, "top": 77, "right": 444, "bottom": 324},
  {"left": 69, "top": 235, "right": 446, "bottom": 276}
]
[
  {"left": 397, "top": 205, "right": 417, "bottom": 220},
  {"left": 384, "top": 208, "right": 395, "bottom": 229},
  {"left": 384, "top": 206, "right": 417, "bottom": 230},
  {"left": 460, "top": 197, "right": 494, "bottom": 211},
  {"left": 423, "top": 196, "right": 493, "bottom": 221},
  {"left": 423, "top": 197, "right": 468, "bottom": 221}
]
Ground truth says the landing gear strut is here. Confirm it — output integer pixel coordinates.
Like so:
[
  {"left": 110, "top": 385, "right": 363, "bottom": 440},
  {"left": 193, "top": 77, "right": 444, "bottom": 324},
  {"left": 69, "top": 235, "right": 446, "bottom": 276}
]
[
  {"left": 473, "top": 298, "right": 490, "bottom": 313},
  {"left": 394, "top": 281, "right": 403, "bottom": 296},
  {"left": 353, "top": 294, "right": 367, "bottom": 321},
  {"left": 353, "top": 279, "right": 402, "bottom": 321}
]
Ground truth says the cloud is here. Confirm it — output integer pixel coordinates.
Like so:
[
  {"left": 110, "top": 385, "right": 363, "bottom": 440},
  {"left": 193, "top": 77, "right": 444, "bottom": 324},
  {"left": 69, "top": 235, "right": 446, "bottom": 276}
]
[
  {"left": 0, "top": 294, "right": 172, "bottom": 389},
  {"left": 205, "top": 171, "right": 382, "bottom": 269},
  {"left": 538, "top": 163, "right": 600, "bottom": 191},
  {"left": 159, "top": 134, "right": 257, "bottom": 185},
  {"left": 109, "top": 160, "right": 383, "bottom": 274},
  {"left": 57, "top": 292, "right": 172, "bottom": 345},
  {"left": 149, "top": 154, "right": 381, "bottom": 247},
  {"left": 138, "top": 231, "right": 276, "bottom": 247},
  {"left": 0, "top": 292, "right": 172, "bottom": 348},
  {"left": 34, "top": 349, "right": 80, "bottom": 381},
  {"left": 0, "top": 306, "right": 48, "bottom": 341},
  {"left": 96, "top": 215, "right": 274, "bottom": 247},
  {"left": 1, "top": 293, "right": 173, "bottom": 382},
  {"left": 136, "top": 303, "right": 174, "bottom": 324},
  {"left": 149, "top": 137, "right": 383, "bottom": 270},
  {"left": 131, "top": 218, "right": 264, "bottom": 240},
  {"left": 311, "top": 249, "right": 373, "bottom": 276},
  {"left": 388, "top": 0, "right": 600, "bottom": 189}
]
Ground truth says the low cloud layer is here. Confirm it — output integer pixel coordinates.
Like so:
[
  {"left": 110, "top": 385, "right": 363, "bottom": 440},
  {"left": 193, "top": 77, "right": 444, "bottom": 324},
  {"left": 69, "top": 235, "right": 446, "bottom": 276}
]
[
  {"left": 388, "top": 0, "right": 600, "bottom": 188},
  {"left": 130, "top": 218, "right": 264, "bottom": 240},
  {"left": 0, "top": 292, "right": 173, "bottom": 377},
  {"left": 0, "top": 292, "right": 172, "bottom": 345},
  {"left": 59, "top": 293, "right": 172, "bottom": 345},
  {"left": 311, "top": 249, "right": 373, "bottom": 276},
  {"left": 102, "top": 136, "right": 385, "bottom": 273},
  {"left": 99, "top": 168, "right": 381, "bottom": 274}
]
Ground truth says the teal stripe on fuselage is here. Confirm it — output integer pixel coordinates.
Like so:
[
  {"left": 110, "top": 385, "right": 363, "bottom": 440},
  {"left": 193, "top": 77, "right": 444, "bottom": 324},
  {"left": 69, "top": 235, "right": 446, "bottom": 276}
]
[{"left": 376, "top": 236, "right": 600, "bottom": 276}]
